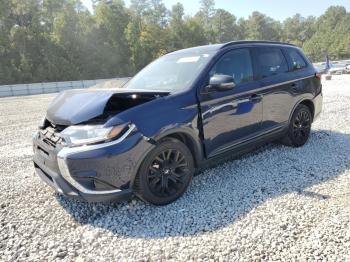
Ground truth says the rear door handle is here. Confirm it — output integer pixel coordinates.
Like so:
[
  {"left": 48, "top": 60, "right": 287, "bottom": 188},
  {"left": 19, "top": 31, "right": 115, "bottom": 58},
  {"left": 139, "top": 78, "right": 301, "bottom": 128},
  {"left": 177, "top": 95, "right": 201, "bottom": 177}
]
[{"left": 250, "top": 94, "right": 262, "bottom": 102}]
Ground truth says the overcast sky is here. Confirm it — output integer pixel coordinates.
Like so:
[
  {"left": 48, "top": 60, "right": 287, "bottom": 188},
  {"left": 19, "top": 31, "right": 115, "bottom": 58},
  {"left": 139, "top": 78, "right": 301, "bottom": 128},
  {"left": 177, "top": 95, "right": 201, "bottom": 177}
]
[{"left": 81, "top": 0, "right": 350, "bottom": 21}]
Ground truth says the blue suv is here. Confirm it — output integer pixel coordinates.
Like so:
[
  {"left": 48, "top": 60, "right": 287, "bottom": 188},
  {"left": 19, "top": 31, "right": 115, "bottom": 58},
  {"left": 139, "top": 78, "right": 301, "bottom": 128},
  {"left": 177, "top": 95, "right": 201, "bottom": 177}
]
[{"left": 33, "top": 41, "right": 323, "bottom": 205}]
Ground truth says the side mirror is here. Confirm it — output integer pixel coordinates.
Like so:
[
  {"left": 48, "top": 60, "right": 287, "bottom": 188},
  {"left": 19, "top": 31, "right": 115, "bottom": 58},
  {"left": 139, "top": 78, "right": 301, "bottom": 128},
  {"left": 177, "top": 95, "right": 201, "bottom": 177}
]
[{"left": 208, "top": 75, "right": 235, "bottom": 92}]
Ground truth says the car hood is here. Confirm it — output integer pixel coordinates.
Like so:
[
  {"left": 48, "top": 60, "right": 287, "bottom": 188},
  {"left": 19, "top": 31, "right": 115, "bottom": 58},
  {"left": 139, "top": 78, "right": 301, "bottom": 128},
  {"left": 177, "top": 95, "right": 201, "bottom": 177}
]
[{"left": 46, "top": 88, "right": 169, "bottom": 126}]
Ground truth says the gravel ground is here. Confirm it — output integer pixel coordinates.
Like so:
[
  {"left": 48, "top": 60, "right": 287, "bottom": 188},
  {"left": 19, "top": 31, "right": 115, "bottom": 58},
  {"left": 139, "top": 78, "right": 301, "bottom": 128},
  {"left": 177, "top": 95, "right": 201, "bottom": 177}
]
[{"left": 1, "top": 75, "right": 350, "bottom": 261}]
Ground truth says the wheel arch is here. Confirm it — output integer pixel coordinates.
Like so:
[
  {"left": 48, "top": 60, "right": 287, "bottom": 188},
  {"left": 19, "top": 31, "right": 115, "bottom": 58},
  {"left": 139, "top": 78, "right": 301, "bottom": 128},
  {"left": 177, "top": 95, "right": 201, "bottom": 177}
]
[
  {"left": 158, "top": 131, "right": 204, "bottom": 168},
  {"left": 130, "top": 128, "right": 204, "bottom": 189},
  {"left": 289, "top": 98, "right": 315, "bottom": 123},
  {"left": 299, "top": 99, "right": 315, "bottom": 121}
]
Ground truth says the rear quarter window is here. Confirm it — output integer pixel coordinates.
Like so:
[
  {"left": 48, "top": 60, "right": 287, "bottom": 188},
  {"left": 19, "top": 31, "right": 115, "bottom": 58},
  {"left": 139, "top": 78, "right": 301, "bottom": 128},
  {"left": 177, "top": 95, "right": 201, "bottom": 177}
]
[
  {"left": 253, "top": 47, "right": 289, "bottom": 79},
  {"left": 285, "top": 48, "right": 307, "bottom": 70}
]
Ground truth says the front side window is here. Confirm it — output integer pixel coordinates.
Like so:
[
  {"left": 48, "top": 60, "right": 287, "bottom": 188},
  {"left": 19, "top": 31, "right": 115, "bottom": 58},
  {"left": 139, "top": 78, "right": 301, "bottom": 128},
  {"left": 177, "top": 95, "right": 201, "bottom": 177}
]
[
  {"left": 286, "top": 48, "right": 307, "bottom": 70},
  {"left": 254, "top": 47, "right": 288, "bottom": 79},
  {"left": 209, "top": 48, "right": 253, "bottom": 85}
]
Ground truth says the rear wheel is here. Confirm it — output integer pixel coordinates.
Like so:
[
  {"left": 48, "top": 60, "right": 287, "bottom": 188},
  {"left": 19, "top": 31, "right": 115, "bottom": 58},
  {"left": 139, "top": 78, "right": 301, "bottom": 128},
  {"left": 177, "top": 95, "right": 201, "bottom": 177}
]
[
  {"left": 134, "top": 138, "right": 194, "bottom": 205},
  {"left": 282, "top": 104, "right": 312, "bottom": 147}
]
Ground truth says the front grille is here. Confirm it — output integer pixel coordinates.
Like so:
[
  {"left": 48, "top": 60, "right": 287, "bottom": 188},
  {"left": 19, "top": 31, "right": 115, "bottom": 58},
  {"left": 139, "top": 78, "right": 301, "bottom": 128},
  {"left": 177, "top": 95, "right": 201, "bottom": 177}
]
[
  {"left": 48, "top": 121, "right": 67, "bottom": 132},
  {"left": 40, "top": 127, "right": 63, "bottom": 148},
  {"left": 40, "top": 121, "right": 67, "bottom": 148}
]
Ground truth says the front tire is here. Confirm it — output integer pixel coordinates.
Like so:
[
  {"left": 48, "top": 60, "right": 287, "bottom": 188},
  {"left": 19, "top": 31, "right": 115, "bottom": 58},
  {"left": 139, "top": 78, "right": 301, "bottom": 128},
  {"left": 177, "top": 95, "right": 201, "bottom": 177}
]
[
  {"left": 282, "top": 104, "right": 312, "bottom": 147},
  {"left": 134, "top": 138, "right": 194, "bottom": 206}
]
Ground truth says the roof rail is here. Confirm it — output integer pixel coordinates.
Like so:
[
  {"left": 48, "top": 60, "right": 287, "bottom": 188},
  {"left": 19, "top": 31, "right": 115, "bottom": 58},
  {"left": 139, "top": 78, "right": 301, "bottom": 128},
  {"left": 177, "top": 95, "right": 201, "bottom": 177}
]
[{"left": 220, "top": 40, "right": 296, "bottom": 49}]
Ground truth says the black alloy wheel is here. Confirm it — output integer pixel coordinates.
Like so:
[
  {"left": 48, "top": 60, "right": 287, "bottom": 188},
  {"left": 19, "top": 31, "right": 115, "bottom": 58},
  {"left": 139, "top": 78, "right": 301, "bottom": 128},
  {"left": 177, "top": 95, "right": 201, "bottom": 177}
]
[
  {"left": 292, "top": 109, "right": 311, "bottom": 144},
  {"left": 135, "top": 138, "right": 194, "bottom": 205},
  {"left": 148, "top": 148, "right": 189, "bottom": 198},
  {"left": 282, "top": 104, "right": 312, "bottom": 147}
]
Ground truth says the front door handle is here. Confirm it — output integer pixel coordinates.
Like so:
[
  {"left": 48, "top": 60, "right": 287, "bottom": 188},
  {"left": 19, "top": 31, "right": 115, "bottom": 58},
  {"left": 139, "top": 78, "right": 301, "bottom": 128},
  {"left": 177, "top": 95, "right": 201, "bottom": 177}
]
[{"left": 250, "top": 94, "right": 262, "bottom": 102}]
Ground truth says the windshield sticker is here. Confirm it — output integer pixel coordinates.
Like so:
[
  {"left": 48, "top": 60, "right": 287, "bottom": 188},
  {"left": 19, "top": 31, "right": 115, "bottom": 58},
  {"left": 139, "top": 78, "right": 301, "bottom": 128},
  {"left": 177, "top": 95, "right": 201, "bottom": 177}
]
[{"left": 177, "top": 56, "right": 200, "bottom": 63}]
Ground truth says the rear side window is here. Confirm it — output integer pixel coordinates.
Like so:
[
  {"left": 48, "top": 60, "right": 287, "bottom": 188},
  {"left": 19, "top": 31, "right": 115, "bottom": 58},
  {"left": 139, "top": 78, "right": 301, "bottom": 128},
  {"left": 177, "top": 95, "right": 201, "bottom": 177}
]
[
  {"left": 286, "top": 48, "right": 307, "bottom": 70},
  {"left": 210, "top": 48, "right": 253, "bottom": 85},
  {"left": 253, "top": 47, "right": 288, "bottom": 79}
]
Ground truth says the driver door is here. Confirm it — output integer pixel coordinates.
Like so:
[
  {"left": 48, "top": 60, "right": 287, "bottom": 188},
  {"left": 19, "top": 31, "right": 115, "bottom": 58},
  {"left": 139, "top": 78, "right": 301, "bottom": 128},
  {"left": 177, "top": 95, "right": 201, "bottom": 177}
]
[{"left": 198, "top": 48, "right": 263, "bottom": 158}]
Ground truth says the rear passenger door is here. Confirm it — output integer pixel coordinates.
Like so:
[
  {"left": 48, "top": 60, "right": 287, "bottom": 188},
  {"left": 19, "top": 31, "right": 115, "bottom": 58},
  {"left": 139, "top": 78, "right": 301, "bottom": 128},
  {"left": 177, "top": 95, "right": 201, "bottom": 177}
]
[
  {"left": 283, "top": 47, "right": 312, "bottom": 90},
  {"left": 252, "top": 46, "right": 295, "bottom": 131}
]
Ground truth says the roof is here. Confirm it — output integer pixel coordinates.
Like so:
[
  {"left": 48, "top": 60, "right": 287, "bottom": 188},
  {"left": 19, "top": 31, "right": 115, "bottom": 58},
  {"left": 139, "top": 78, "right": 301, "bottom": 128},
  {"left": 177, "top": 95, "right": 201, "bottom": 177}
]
[
  {"left": 220, "top": 40, "right": 296, "bottom": 49},
  {"left": 168, "top": 40, "right": 297, "bottom": 56}
]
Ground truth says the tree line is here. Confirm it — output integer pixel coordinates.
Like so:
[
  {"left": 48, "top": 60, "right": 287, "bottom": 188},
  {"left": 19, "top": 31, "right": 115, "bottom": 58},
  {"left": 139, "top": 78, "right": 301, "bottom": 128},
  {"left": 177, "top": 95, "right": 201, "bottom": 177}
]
[{"left": 0, "top": 0, "right": 349, "bottom": 85}]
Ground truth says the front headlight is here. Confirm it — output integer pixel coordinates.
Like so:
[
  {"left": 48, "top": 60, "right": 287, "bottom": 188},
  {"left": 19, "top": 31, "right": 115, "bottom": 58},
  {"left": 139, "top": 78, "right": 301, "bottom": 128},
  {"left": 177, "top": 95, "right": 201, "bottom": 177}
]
[{"left": 59, "top": 124, "right": 127, "bottom": 147}]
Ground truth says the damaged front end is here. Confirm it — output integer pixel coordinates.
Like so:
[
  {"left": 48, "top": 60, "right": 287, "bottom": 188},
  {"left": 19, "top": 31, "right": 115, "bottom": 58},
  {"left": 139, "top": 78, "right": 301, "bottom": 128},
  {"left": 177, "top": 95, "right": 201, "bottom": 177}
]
[
  {"left": 46, "top": 88, "right": 169, "bottom": 126},
  {"left": 32, "top": 88, "right": 167, "bottom": 202}
]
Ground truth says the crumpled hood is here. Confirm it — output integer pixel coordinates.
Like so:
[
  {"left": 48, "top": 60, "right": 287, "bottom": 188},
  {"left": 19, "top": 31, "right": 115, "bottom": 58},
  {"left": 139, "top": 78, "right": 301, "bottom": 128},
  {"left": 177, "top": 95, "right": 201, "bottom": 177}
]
[
  {"left": 46, "top": 88, "right": 169, "bottom": 126},
  {"left": 46, "top": 89, "right": 115, "bottom": 126}
]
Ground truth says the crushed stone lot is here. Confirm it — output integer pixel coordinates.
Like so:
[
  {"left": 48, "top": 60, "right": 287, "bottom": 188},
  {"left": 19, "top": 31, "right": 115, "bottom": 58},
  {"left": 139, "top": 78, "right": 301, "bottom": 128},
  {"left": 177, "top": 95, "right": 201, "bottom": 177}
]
[{"left": 1, "top": 75, "right": 350, "bottom": 261}]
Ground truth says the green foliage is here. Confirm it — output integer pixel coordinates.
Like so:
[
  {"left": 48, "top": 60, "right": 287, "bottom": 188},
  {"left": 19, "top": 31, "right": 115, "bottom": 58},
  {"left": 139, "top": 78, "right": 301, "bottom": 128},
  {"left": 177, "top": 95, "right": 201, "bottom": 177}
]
[
  {"left": 0, "top": 1, "right": 349, "bottom": 84},
  {"left": 302, "top": 6, "right": 350, "bottom": 61},
  {"left": 244, "top": 12, "right": 282, "bottom": 41},
  {"left": 282, "top": 14, "right": 316, "bottom": 46},
  {"left": 212, "top": 9, "right": 240, "bottom": 43}
]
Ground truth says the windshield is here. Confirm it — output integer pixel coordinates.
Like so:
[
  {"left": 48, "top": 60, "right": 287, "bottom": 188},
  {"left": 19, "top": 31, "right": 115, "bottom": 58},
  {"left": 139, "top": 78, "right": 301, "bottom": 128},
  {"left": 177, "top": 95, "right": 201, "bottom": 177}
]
[{"left": 123, "top": 51, "right": 215, "bottom": 92}]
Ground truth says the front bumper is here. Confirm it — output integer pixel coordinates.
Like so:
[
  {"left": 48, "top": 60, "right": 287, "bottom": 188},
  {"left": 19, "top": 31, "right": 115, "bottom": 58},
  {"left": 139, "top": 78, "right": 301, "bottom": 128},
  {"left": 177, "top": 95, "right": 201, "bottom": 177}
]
[{"left": 32, "top": 127, "right": 154, "bottom": 203}]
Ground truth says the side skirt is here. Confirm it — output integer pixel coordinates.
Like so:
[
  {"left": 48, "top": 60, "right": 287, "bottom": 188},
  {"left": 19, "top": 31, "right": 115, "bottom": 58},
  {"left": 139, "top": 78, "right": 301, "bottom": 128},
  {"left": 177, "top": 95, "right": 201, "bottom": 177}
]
[{"left": 196, "top": 127, "right": 288, "bottom": 173}]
